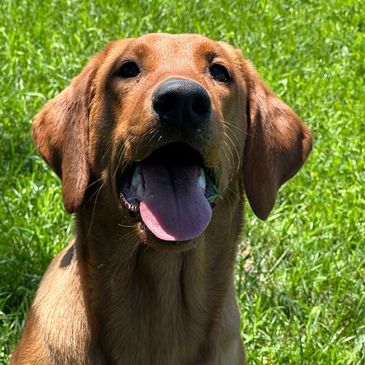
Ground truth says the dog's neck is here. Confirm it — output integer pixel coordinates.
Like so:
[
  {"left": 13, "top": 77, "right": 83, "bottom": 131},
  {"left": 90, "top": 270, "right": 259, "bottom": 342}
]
[{"left": 74, "top": 186, "right": 244, "bottom": 362}]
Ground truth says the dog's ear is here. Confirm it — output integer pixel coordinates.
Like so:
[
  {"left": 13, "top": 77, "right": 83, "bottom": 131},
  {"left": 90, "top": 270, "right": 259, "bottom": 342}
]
[
  {"left": 242, "top": 61, "right": 312, "bottom": 220},
  {"left": 32, "top": 55, "right": 102, "bottom": 214}
]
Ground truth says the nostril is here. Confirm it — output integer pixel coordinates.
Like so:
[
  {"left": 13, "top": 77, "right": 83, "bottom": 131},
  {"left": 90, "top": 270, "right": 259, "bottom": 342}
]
[
  {"left": 154, "top": 94, "right": 178, "bottom": 114},
  {"left": 152, "top": 79, "right": 211, "bottom": 128},
  {"left": 192, "top": 95, "right": 211, "bottom": 115}
]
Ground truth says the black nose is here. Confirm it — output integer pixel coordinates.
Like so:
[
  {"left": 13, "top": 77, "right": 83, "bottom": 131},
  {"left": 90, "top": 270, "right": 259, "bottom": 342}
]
[{"left": 152, "top": 79, "right": 211, "bottom": 131}]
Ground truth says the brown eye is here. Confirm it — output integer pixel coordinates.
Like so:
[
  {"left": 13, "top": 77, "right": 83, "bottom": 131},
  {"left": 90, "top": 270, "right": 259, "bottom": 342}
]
[
  {"left": 117, "top": 62, "right": 140, "bottom": 78},
  {"left": 209, "top": 64, "right": 232, "bottom": 83}
]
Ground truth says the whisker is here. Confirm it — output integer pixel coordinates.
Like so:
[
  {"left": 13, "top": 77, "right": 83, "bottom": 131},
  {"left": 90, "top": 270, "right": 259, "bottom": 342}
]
[
  {"left": 223, "top": 118, "right": 253, "bottom": 139},
  {"left": 118, "top": 222, "right": 136, "bottom": 228},
  {"left": 223, "top": 119, "right": 242, "bottom": 133},
  {"left": 113, "top": 142, "right": 127, "bottom": 178},
  {"left": 113, "top": 228, "right": 143, "bottom": 264},
  {"left": 224, "top": 131, "right": 241, "bottom": 174},
  {"left": 100, "top": 143, "right": 113, "bottom": 164},
  {"left": 86, "top": 183, "right": 104, "bottom": 238},
  {"left": 85, "top": 177, "right": 104, "bottom": 190},
  {"left": 83, "top": 180, "right": 105, "bottom": 207},
  {"left": 226, "top": 187, "right": 244, "bottom": 203},
  {"left": 126, "top": 236, "right": 142, "bottom": 262},
  {"left": 223, "top": 139, "right": 234, "bottom": 171}
]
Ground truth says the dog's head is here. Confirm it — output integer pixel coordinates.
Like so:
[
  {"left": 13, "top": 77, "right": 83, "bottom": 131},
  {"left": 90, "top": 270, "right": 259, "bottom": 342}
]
[{"left": 33, "top": 34, "right": 311, "bottom": 247}]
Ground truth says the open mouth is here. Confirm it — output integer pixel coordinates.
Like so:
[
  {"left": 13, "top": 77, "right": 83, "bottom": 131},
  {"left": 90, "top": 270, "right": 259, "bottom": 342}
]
[{"left": 119, "top": 142, "right": 219, "bottom": 242}]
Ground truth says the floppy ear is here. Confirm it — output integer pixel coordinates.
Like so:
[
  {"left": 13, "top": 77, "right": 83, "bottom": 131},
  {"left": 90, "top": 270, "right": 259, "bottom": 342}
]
[
  {"left": 243, "top": 61, "right": 312, "bottom": 220},
  {"left": 32, "top": 56, "right": 101, "bottom": 213}
]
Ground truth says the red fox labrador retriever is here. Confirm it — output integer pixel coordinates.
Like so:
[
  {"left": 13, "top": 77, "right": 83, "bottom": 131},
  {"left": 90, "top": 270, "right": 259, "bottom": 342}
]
[{"left": 11, "top": 33, "right": 312, "bottom": 364}]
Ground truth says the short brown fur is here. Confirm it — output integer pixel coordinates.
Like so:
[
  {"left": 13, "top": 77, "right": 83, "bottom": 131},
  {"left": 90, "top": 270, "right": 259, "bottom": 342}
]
[{"left": 11, "top": 34, "right": 311, "bottom": 364}]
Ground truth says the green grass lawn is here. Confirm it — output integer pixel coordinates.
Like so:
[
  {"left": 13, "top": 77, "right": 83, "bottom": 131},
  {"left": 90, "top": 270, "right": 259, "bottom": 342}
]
[{"left": 1, "top": 0, "right": 364, "bottom": 363}]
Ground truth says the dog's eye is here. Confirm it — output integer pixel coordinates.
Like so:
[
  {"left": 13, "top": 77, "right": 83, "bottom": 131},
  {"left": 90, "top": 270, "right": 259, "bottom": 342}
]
[
  {"left": 117, "top": 62, "right": 140, "bottom": 78},
  {"left": 209, "top": 64, "right": 232, "bottom": 83}
]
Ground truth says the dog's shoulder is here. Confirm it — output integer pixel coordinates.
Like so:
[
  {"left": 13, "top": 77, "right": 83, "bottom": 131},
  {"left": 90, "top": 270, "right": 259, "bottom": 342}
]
[{"left": 11, "top": 242, "right": 98, "bottom": 364}]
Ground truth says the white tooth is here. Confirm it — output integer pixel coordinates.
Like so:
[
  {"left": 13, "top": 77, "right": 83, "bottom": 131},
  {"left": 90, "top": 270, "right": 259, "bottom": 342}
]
[
  {"left": 197, "top": 168, "right": 206, "bottom": 191},
  {"left": 131, "top": 165, "right": 144, "bottom": 199},
  {"left": 136, "top": 183, "right": 145, "bottom": 200},
  {"left": 132, "top": 166, "right": 142, "bottom": 189}
]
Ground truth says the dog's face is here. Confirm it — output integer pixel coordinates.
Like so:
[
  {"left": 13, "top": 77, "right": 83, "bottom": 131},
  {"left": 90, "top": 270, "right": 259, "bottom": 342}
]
[
  {"left": 89, "top": 34, "right": 248, "bottom": 244},
  {"left": 33, "top": 34, "right": 311, "bottom": 248}
]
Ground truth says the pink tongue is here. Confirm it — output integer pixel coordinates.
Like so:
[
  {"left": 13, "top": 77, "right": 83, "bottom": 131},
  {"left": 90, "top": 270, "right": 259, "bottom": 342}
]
[{"left": 139, "top": 161, "right": 212, "bottom": 241}]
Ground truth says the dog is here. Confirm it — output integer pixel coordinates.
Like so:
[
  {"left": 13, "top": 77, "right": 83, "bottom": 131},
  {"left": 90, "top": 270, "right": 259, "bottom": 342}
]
[{"left": 11, "top": 33, "right": 312, "bottom": 364}]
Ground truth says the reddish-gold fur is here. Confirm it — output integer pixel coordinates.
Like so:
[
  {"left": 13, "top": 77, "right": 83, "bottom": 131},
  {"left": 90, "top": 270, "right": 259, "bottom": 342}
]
[{"left": 11, "top": 34, "right": 311, "bottom": 364}]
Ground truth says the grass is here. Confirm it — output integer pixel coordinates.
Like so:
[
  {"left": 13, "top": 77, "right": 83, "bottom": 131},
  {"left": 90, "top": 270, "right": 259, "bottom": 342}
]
[{"left": 0, "top": 0, "right": 364, "bottom": 363}]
